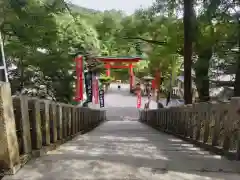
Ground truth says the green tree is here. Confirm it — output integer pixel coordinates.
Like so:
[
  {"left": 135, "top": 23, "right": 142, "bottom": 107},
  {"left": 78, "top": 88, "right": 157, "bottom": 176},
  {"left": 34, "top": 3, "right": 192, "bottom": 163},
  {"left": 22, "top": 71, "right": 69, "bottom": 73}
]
[{"left": 2, "top": 0, "right": 101, "bottom": 103}]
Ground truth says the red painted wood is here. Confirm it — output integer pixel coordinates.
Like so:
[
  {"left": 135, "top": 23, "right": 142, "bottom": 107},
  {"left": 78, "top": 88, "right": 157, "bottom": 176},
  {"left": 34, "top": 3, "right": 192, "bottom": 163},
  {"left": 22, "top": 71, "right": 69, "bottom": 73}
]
[
  {"left": 97, "top": 57, "right": 141, "bottom": 62},
  {"left": 74, "top": 56, "right": 83, "bottom": 101},
  {"left": 152, "top": 79, "right": 156, "bottom": 90},
  {"left": 129, "top": 63, "right": 134, "bottom": 90},
  {"left": 104, "top": 65, "right": 136, "bottom": 69},
  {"left": 155, "top": 69, "right": 161, "bottom": 90},
  {"left": 105, "top": 63, "right": 110, "bottom": 76}
]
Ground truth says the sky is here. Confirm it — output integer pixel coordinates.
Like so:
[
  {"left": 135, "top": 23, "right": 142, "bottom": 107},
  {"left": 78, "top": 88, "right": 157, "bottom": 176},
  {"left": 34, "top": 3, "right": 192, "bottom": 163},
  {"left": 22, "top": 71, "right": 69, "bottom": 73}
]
[{"left": 69, "top": 0, "right": 155, "bottom": 14}]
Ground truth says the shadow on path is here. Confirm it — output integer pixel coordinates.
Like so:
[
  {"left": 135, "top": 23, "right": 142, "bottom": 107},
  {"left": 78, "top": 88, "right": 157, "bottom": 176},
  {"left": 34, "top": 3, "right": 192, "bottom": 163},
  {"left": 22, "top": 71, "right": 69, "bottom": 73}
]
[{"left": 4, "top": 121, "right": 240, "bottom": 180}]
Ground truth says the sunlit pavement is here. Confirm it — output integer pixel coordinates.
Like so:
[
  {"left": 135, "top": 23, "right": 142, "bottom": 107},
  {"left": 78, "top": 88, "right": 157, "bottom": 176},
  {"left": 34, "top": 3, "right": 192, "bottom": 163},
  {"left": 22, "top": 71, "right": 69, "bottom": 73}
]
[
  {"left": 4, "top": 121, "right": 240, "bottom": 180},
  {"left": 104, "top": 83, "right": 183, "bottom": 108},
  {"left": 4, "top": 84, "right": 240, "bottom": 180},
  {"left": 90, "top": 83, "right": 182, "bottom": 111}
]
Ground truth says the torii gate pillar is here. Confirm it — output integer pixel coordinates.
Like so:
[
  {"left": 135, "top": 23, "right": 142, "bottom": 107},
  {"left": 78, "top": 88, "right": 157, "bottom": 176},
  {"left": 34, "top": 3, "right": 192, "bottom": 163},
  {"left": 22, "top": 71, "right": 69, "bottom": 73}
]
[
  {"left": 106, "top": 63, "right": 110, "bottom": 76},
  {"left": 129, "top": 63, "right": 134, "bottom": 91}
]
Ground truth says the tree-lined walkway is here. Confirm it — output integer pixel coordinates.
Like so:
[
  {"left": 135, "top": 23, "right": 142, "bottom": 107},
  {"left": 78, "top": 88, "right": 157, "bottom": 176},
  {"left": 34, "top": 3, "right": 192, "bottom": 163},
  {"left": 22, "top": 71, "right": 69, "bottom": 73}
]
[{"left": 4, "top": 120, "right": 240, "bottom": 180}]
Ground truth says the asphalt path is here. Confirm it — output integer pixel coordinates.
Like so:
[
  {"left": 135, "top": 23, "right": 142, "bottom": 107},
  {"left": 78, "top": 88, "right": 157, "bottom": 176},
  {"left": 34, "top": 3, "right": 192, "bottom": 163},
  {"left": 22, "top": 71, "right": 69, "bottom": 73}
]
[
  {"left": 4, "top": 121, "right": 240, "bottom": 180},
  {"left": 89, "top": 83, "right": 184, "bottom": 120},
  {"left": 104, "top": 83, "right": 183, "bottom": 120}
]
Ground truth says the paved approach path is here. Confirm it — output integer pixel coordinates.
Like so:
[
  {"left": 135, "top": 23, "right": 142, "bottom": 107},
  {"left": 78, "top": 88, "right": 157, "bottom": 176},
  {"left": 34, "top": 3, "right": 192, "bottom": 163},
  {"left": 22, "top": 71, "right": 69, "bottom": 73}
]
[
  {"left": 103, "top": 83, "right": 156, "bottom": 121},
  {"left": 4, "top": 84, "right": 240, "bottom": 180},
  {"left": 4, "top": 121, "right": 240, "bottom": 180}
]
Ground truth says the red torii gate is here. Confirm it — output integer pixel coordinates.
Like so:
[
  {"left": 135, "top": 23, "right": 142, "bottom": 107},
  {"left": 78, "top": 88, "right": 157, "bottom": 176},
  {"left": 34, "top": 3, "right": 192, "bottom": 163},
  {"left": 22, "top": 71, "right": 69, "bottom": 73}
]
[{"left": 95, "top": 56, "right": 142, "bottom": 91}]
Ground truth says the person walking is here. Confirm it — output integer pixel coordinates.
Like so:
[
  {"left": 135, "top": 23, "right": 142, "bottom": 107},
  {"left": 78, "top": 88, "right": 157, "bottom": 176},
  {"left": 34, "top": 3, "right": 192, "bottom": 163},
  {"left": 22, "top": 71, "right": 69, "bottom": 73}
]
[
  {"left": 144, "top": 87, "right": 152, "bottom": 110},
  {"left": 166, "top": 91, "right": 171, "bottom": 106}
]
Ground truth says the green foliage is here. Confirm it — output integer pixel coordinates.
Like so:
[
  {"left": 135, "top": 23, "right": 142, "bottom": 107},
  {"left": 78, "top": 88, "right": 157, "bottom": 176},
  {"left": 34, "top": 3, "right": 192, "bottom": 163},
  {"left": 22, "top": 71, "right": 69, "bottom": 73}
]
[
  {"left": 99, "top": 74, "right": 114, "bottom": 84},
  {"left": 1, "top": 0, "right": 101, "bottom": 103},
  {"left": 1, "top": 0, "right": 238, "bottom": 102}
]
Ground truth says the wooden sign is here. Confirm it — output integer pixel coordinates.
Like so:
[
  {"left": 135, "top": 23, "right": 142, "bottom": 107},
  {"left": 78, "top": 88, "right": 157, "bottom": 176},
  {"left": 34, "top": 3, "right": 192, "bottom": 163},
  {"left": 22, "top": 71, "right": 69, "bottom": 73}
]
[
  {"left": 84, "top": 71, "right": 92, "bottom": 102},
  {"left": 99, "top": 89, "right": 105, "bottom": 108}
]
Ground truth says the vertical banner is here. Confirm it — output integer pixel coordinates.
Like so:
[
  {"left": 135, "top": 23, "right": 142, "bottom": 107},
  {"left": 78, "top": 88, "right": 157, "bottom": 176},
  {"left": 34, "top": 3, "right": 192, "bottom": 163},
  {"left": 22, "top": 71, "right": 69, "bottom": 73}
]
[
  {"left": 152, "top": 79, "right": 156, "bottom": 90},
  {"left": 99, "top": 89, "right": 104, "bottom": 108},
  {"left": 155, "top": 69, "right": 161, "bottom": 90},
  {"left": 95, "top": 77, "right": 99, "bottom": 104},
  {"left": 84, "top": 71, "right": 93, "bottom": 102},
  {"left": 137, "top": 91, "right": 141, "bottom": 108},
  {"left": 88, "top": 71, "right": 93, "bottom": 102},
  {"left": 129, "top": 63, "right": 134, "bottom": 91},
  {"left": 92, "top": 72, "right": 96, "bottom": 102},
  {"left": 74, "top": 56, "right": 83, "bottom": 101},
  {"left": 92, "top": 72, "right": 99, "bottom": 104}
]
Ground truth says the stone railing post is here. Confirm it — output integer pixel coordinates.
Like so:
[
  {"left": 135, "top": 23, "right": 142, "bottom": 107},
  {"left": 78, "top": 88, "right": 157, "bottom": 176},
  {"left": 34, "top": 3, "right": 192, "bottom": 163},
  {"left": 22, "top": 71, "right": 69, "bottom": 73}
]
[
  {"left": 193, "top": 103, "right": 201, "bottom": 141},
  {"left": 186, "top": 104, "right": 194, "bottom": 138},
  {"left": 19, "top": 96, "right": 32, "bottom": 154},
  {"left": 62, "top": 106, "right": 68, "bottom": 138},
  {"left": 222, "top": 102, "right": 233, "bottom": 151},
  {"left": 226, "top": 97, "right": 240, "bottom": 160},
  {"left": 42, "top": 100, "right": 50, "bottom": 146},
  {"left": 211, "top": 102, "right": 221, "bottom": 146},
  {"left": 203, "top": 103, "right": 210, "bottom": 143},
  {"left": 76, "top": 108, "right": 80, "bottom": 132},
  {"left": 0, "top": 82, "right": 20, "bottom": 174},
  {"left": 75, "top": 108, "right": 79, "bottom": 133},
  {"left": 49, "top": 103, "right": 57, "bottom": 143},
  {"left": 56, "top": 104, "right": 63, "bottom": 140},
  {"left": 84, "top": 108, "right": 88, "bottom": 129},
  {"left": 79, "top": 108, "right": 83, "bottom": 131},
  {"left": 67, "top": 106, "right": 72, "bottom": 137},
  {"left": 166, "top": 108, "right": 170, "bottom": 131},
  {"left": 81, "top": 108, "right": 85, "bottom": 130},
  {"left": 71, "top": 107, "right": 76, "bottom": 135},
  {"left": 88, "top": 109, "right": 91, "bottom": 128},
  {"left": 31, "top": 100, "right": 42, "bottom": 150},
  {"left": 174, "top": 108, "right": 180, "bottom": 134}
]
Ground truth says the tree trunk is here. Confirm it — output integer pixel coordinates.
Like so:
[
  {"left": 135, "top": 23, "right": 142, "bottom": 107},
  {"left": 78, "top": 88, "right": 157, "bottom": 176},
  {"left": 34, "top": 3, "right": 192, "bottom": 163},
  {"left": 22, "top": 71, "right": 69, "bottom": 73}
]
[
  {"left": 234, "top": 18, "right": 240, "bottom": 96},
  {"left": 195, "top": 49, "right": 212, "bottom": 101},
  {"left": 19, "top": 59, "right": 24, "bottom": 92},
  {"left": 183, "top": 0, "right": 194, "bottom": 104}
]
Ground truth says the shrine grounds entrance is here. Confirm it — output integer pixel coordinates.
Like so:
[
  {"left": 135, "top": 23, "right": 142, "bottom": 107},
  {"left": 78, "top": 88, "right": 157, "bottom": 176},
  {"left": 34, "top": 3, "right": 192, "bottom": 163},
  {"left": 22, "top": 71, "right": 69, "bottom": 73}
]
[{"left": 96, "top": 56, "right": 142, "bottom": 92}]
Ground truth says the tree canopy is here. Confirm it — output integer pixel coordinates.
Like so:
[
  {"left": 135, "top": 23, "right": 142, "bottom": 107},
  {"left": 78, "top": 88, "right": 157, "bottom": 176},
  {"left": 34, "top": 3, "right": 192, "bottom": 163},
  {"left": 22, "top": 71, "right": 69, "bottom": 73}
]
[{"left": 0, "top": 0, "right": 239, "bottom": 103}]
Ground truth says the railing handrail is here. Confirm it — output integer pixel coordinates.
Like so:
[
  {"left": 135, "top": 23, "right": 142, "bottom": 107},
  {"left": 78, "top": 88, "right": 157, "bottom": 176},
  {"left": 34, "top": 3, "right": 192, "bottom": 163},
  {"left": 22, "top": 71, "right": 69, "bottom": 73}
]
[
  {"left": 139, "top": 97, "right": 240, "bottom": 161},
  {"left": 0, "top": 85, "right": 107, "bottom": 175}
]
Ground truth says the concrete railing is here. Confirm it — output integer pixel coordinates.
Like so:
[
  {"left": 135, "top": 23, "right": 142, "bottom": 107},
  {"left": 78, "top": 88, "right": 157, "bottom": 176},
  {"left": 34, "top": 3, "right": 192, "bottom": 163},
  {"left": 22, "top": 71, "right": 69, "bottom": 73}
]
[
  {"left": 139, "top": 98, "right": 240, "bottom": 160},
  {"left": 0, "top": 82, "right": 106, "bottom": 175}
]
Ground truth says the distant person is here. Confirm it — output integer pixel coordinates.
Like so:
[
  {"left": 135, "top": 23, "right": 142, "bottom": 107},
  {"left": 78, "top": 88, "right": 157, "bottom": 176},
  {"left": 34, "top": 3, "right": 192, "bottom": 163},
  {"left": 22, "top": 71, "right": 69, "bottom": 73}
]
[
  {"left": 145, "top": 83, "right": 151, "bottom": 95},
  {"left": 166, "top": 91, "right": 171, "bottom": 106},
  {"left": 135, "top": 82, "right": 141, "bottom": 92},
  {"left": 144, "top": 91, "right": 152, "bottom": 110}
]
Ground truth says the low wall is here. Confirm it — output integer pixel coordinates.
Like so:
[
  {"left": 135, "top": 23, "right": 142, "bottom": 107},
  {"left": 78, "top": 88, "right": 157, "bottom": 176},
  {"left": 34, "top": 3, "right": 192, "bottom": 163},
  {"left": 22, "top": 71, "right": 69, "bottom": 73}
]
[
  {"left": 139, "top": 98, "right": 240, "bottom": 160},
  {"left": 0, "top": 82, "right": 106, "bottom": 175}
]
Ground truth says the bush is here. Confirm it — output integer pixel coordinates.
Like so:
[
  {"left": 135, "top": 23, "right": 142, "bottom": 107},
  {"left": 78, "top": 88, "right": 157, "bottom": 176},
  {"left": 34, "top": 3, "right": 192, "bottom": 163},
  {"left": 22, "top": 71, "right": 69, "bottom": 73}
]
[{"left": 99, "top": 75, "right": 114, "bottom": 84}]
